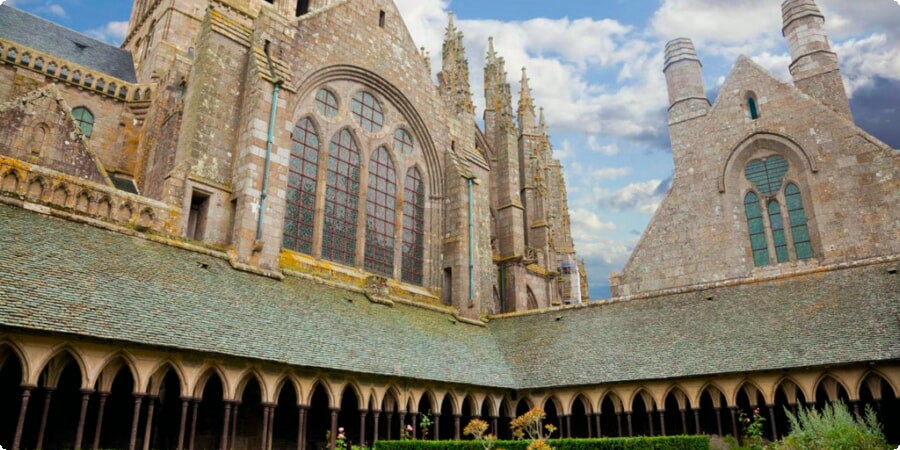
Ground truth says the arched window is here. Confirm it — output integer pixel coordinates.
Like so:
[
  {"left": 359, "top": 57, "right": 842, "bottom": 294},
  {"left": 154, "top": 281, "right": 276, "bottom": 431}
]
[
  {"left": 107, "top": 82, "right": 117, "bottom": 95},
  {"left": 745, "top": 156, "right": 788, "bottom": 195},
  {"left": 402, "top": 167, "right": 426, "bottom": 285},
  {"left": 283, "top": 118, "right": 320, "bottom": 255},
  {"left": 526, "top": 287, "right": 539, "bottom": 310},
  {"left": 72, "top": 71, "right": 82, "bottom": 83},
  {"left": 47, "top": 62, "right": 57, "bottom": 75},
  {"left": 96, "top": 79, "right": 106, "bottom": 91},
  {"left": 84, "top": 74, "right": 93, "bottom": 87},
  {"left": 20, "top": 53, "right": 30, "bottom": 65},
  {"left": 748, "top": 97, "right": 760, "bottom": 120},
  {"left": 785, "top": 183, "right": 813, "bottom": 260},
  {"left": 364, "top": 147, "right": 397, "bottom": 277},
  {"left": 351, "top": 91, "right": 384, "bottom": 132},
  {"left": 5, "top": 48, "right": 16, "bottom": 62},
  {"left": 394, "top": 129, "right": 414, "bottom": 155},
  {"left": 767, "top": 200, "right": 789, "bottom": 263},
  {"left": 72, "top": 107, "right": 95, "bottom": 138},
  {"left": 744, "top": 191, "right": 769, "bottom": 267},
  {"left": 321, "top": 129, "right": 361, "bottom": 266},
  {"left": 60, "top": 66, "right": 69, "bottom": 79},
  {"left": 34, "top": 58, "right": 43, "bottom": 70},
  {"left": 315, "top": 89, "right": 339, "bottom": 119}
]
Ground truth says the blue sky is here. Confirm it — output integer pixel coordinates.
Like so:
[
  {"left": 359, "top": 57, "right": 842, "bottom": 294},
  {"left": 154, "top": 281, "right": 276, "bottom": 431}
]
[{"left": 7, "top": 0, "right": 899, "bottom": 299}]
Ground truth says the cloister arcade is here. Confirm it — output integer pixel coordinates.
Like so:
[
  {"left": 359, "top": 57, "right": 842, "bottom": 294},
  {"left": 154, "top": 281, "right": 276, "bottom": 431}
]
[{"left": 1, "top": 335, "right": 897, "bottom": 450}]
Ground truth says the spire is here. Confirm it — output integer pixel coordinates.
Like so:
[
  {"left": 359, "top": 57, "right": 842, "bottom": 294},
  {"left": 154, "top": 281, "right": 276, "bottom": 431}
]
[
  {"left": 486, "top": 37, "right": 497, "bottom": 64},
  {"left": 438, "top": 12, "right": 474, "bottom": 114},
  {"left": 539, "top": 107, "right": 548, "bottom": 135},
  {"left": 483, "top": 38, "right": 514, "bottom": 131},
  {"left": 518, "top": 67, "right": 536, "bottom": 133}
]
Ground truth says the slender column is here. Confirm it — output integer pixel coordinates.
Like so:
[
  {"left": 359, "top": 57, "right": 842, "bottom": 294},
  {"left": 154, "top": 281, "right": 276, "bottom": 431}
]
[
  {"left": 12, "top": 385, "right": 33, "bottom": 450},
  {"left": 74, "top": 389, "right": 93, "bottom": 450},
  {"left": 768, "top": 405, "right": 778, "bottom": 441},
  {"left": 453, "top": 414, "right": 461, "bottom": 440},
  {"left": 360, "top": 410, "right": 367, "bottom": 446},
  {"left": 714, "top": 407, "right": 723, "bottom": 437},
  {"left": 616, "top": 412, "right": 622, "bottom": 437},
  {"left": 693, "top": 409, "right": 701, "bottom": 435},
  {"left": 625, "top": 413, "right": 632, "bottom": 437},
  {"left": 298, "top": 406, "right": 309, "bottom": 450},
  {"left": 177, "top": 398, "right": 190, "bottom": 450},
  {"left": 491, "top": 417, "right": 498, "bottom": 440},
  {"left": 372, "top": 410, "right": 380, "bottom": 443},
  {"left": 680, "top": 409, "right": 687, "bottom": 434},
  {"left": 648, "top": 411, "right": 655, "bottom": 436},
  {"left": 595, "top": 413, "right": 602, "bottom": 438},
  {"left": 852, "top": 401, "right": 860, "bottom": 418},
  {"left": 330, "top": 409, "right": 339, "bottom": 450},
  {"left": 268, "top": 404, "right": 276, "bottom": 450},
  {"left": 129, "top": 394, "right": 145, "bottom": 450},
  {"left": 385, "top": 411, "right": 392, "bottom": 440},
  {"left": 564, "top": 415, "right": 571, "bottom": 438},
  {"left": 398, "top": 412, "right": 404, "bottom": 439},
  {"left": 411, "top": 412, "right": 418, "bottom": 439},
  {"left": 432, "top": 414, "right": 440, "bottom": 440},
  {"left": 188, "top": 400, "right": 199, "bottom": 450},
  {"left": 143, "top": 396, "right": 157, "bottom": 450},
  {"left": 657, "top": 411, "right": 664, "bottom": 436},
  {"left": 261, "top": 404, "right": 270, "bottom": 450},
  {"left": 220, "top": 401, "right": 232, "bottom": 450},
  {"left": 586, "top": 414, "right": 593, "bottom": 438},
  {"left": 729, "top": 407, "right": 738, "bottom": 440},
  {"left": 36, "top": 387, "right": 56, "bottom": 450},
  {"left": 91, "top": 392, "right": 110, "bottom": 450},
  {"left": 231, "top": 403, "right": 239, "bottom": 450}
]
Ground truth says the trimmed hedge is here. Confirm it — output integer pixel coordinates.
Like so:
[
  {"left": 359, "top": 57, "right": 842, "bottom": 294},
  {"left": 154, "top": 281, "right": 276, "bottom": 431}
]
[{"left": 374, "top": 436, "right": 710, "bottom": 450}]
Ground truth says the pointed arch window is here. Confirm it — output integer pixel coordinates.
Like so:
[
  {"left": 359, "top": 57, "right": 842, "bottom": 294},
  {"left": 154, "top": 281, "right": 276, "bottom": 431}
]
[
  {"left": 322, "top": 129, "right": 361, "bottom": 266},
  {"left": 745, "top": 156, "right": 788, "bottom": 195},
  {"left": 315, "top": 89, "right": 339, "bottom": 119},
  {"left": 767, "top": 200, "right": 789, "bottom": 263},
  {"left": 785, "top": 183, "right": 813, "bottom": 260},
  {"left": 351, "top": 91, "right": 384, "bottom": 132},
  {"left": 283, "top": 118, "right": 320, "bottom": 254},
  {"left": 402, "top": 167, "right": 425, "bottom": 285},
  {"left": 72, "top": 107, "right": 95, "bottom": 138},
  {"left": 744, "top": 191, "right": 769, "bottom": 267},
  {"left": 394, "top": 129, "right": 414, "bottom": 155},
  {"left": 364, "top": 147, "right": 397, "bottom": 277}
]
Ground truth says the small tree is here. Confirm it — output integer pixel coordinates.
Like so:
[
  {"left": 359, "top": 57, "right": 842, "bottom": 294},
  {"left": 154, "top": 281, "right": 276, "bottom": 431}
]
[
  {"left": 510, "top": 407, "right": 556, "bottom": 450},
  {"left": 464, "top": 418, "right": 497, "bottom": 450}
]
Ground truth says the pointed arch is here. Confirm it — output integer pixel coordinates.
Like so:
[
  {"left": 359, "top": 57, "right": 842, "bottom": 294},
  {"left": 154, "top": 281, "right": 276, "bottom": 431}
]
[
  {"left": 145, "top": 360, "right": 187, "bottom": 397},
  {"left": 858, "top": 370, "right": 899, "bottom": 399},
  {"left": 338, "top": 380, "right": 366, "bottom": 408},
  {"left": 541, "top": 394, "right": 563, "bottom": 413},
  {"left": 284, "top": 116, "right": 321, "bottom": 255},
  {"left": 598, "top": 391, "right": 624, "bottom": 414},
  {"left": 235, "top": 368, "right": 268, "bottom": 402},
  {"left": 193, "top": 365, "right": 229, "bottom": 399},
  {"left": 273, "top": 374, "right": 303, "bottom": 406},
  {"left": 480, "top": 395, "right": 497, "bottom": 418},
  {"left": 306, "top": 378, "right": 334, "bottom": 407},
  {"left": 813, "top": 373, "right": 851, "bottom": 403},
  {"left": 694, "top": 381, "right": 728, "bottom": 408},
  {"left": 720, "top": 131, "right": 818, "bottom": 193},
  {"left": 461, "top": 392, "right": 479, "bottom": 416},
  {"left": 733, "top": 379, "right": 768, "bottom": 407},
  {"left": 0, "top": 339, "right": 29, "bottom": 383},
  {"left": 364, "top": 145, "right": 398, "bottom": 277},
  {"left": 93, "top": 351, "right": 141, "bottom": 394},
  {"left": 36, "top": 345, "right": 89, "bottom": 389},
  {"left": 322, "top": 128, "right": 362, "bottom": 266},
  {"left": 401, "top": 165, "right": 426, "bottom": 285}
]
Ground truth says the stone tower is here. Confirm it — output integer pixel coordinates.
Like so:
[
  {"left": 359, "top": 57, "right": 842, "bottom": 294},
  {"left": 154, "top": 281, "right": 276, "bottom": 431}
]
[
  {"left": 782, "top": 0, "right": 852, "bottom": 118},
  {"left": 663, "top": 37, "right": 709, "bottom": 171}
]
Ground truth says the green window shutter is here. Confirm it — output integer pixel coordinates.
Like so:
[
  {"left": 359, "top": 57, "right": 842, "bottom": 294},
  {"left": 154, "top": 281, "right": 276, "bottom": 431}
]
[
  {"left": 785, "top": 184, "right": 813, "bottom": 260},
  {"left": 744, "top": 192, "right": 769, "bottom": 267},
  {"left": 768, "top": 200, "right": 789, "bottom": 263}
]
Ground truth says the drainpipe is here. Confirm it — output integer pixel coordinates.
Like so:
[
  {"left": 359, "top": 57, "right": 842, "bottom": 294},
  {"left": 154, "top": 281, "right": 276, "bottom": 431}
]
[
  {"left": 467, "top": 177, "right": 475, "bottom": 302},
  {"left": 256, "top": 40, "right": 283, "bottom": 242}
]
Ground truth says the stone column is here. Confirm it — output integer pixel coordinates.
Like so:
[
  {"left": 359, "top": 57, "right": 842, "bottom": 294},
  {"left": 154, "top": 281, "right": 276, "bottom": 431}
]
[
  {"left": 648, "top": 411, "right": 655, "bottom": 436},
  {"left": 680, "top": 409, "right": 688, "bottom": 434},
  {"left": 398, "top": 412, "right": 404, "bottom": 440},
  {"left": 74, "top": 389, "right": 94, "bottom": 450},
  {"left": 595, "top": 413, "right": 602, "bottom": 438},
  {"left": 564, "top": 415, "right": 571, "bottom": 438},
  {"left": 372, "top": 410, "right": 380, "bottom": 443},
  {"left": 91, "top": 392, "right": 110, "bottom": 450},
  {"left": 625, "top": 413, "right": 632, "bottom": 437},
  {"left": 616, "top": 412, "right": 623, "bottom": 437},
  {"left": 231, "top": 403, "right": 240, "bottom": 450},
  {"left": 129, "top": 394, "right": 145, "bottom": 450},
  {"left": 143, "top": 396, "right": 157, "bottom": 450},
  {"left": 386, "top": 411, "right": 393, "bottom": 440},
  {"left": 35, "top": 387, "right": 56, "bottom": 450},
  {"left": 587, "top": 413, "right": 593, "bottom": 438},
  {"left": 491, "top": 416, "right": 498, "bottom": 440},
  {"left": 360, "top": 410, "right": 368, "bottom": 446},
  {"left": 768, "top": 405, "right": 778, "bottom": 441},
  {"left": 411, "top": 412, "right": 418, "bottom": 439},
  {"left": 177, "top": 398, "right": 190, "bottom": 450},
  {"left": 297, "top": 406, "right": 309, "bottom": 450},
  {"left": 453, "top": 414, "right": 461, "bottom": 440},
  {"left": 330, "top": 409, "right": 339, "bottom": 450},
  {"left": 693, "top": 409, "right": 701, "bottom": 435},
  {"left": 657, "top": 410, "right": 665, "bottom": 436},
  {"left": 268, "top": 405, "right": 276, "bottom": 450},
  {"left": 432, "top": 413, "right": 440, "bottom": 440},
  {"left": 12, "top": 385, "right": 33, "bottom": 450},
  {"left": 729, "top": 407, "right": 738, "bottom": 440},
  {"left": 714, "top": 407, "right": 723, "bottom": 437},
  {"left": 221, "top": 401, "right": 232, "bottom": 450},
  {"left": 261, "top": 404, "right": 271, "bottom": 450},
  {"left": 188, "top": 400, "right": 199, "bottom": 450}
]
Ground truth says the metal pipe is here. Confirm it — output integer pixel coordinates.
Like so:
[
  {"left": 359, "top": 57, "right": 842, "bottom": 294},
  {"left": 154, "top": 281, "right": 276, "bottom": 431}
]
[
  {"left": 257, "top": 41, "right": 283, "bottom": 241},
  {"left": 467, "top": 178, "right": 475, "bottom": 301}
]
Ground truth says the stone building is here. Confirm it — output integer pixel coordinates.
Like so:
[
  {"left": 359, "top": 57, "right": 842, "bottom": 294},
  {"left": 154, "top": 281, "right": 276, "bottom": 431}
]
[{"left": 0, "top": 0, "right": 897, "bottom": 450}]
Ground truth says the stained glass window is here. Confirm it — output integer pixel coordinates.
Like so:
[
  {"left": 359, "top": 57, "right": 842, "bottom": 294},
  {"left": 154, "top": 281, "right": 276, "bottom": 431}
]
[
  {"left": 351, "top": 91, "right": 384, "bottom": 132},
  {"left": 768, "top": 200, "right": 789, "bottom": 263},
  {"left": 744, "top": 191, "right": 769, "bottom": 267},
  {"left": 394, "top": 129, "right": 414, "bottom": 155},
  {"left": 322, "top": 129, "right": 361, "bottom": 266},
  {"left": 402, "top": 167, "right": 426, "bottom": 285},
  {"left": 315, "top": 89, "right": 339, "bottom": 119},
  {"left": 745, "top": 156, "right": 788, "bottom": 195},
  {"left": 72, "top": 107, "right": 94, "bottom": 138},
  {"left": 364, "top": 147, "right": 397, "bottom": 277},
  {"left": 785, "top": 183, "right": 813, "bottom": 260},
  {"left": 283, "top": 118, "right": 320, "bottom": 254}
]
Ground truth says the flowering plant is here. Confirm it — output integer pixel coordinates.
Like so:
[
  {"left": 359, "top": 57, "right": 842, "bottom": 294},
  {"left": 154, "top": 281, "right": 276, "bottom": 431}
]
[
  {"left": 401, "top": 423, "right": 414, "bottom": 440},
  {"left": 336, "top": 427, "right": 349, "bottom": 450},
  {"left": 464, "top": 418, "right": 497, "bottom": 450},
  {"left": 419, "top": 412, "right": 433, "bottom": 440},
  {"left": 740, "top": 408, "right": 766, "bottom": 450},
  {"left": 510, "top": 407, "right": 555, "bottom": 441}
]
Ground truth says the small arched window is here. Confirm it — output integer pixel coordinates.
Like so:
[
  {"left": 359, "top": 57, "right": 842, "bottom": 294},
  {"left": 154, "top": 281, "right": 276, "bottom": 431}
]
[
  {"left": 6, "top": 48, "right": 16, "bottom": 62},
  {"left": 60, "top": 66, "right": 69, "bottom": 79},
  {"left": 284, "top": 118, "right": 320, "bottom": 255},
  {"left": 107, "top": 82, "right": 117, "bottom": 95},
  {"left": 767, "top": 200, "right": 789, "bottom": 263},
  {"left": 393, "top": 129, "right": 414, "bottom": 155},
  {"left": 364, "top": 147, "right": 397, "bottom": 277},
  {"left": 785, "top": 183, "right": 813, "bottom": 260},
  {"left": 96, "top": 79, "right": 106, "bottom": 91},
  {"left": 351, "top": 91, "right": 384, "bottom": 132},
  {"left": 526, "top": 287, "right": 539, "bottom": 310},
  {"left": 118, "top": 87, "right": 128, "bottom": 99},
  {"left": 47, "top": 62, "right": 57, "bottom": 75},
  {"left": 33, "top": 58, "right": 43, "bottom": 70},
  {"left": 321, "top": 129, "right": 361, "bottom": 266},
  {"left": 748, "top": 97, "right": 760, "bottom": 120},
  {"left": 84, "top": 74, "right": 94, "bottom": 87},
  {"left": 72, "top": 71, "right": 82, "bottom": 83},
  {"left": 744, "top": 191, "right": 769, "bottom": 267},
  {"left": 20, "top": 53, "right": 30, "bottom": 65},
  {"left": 72, "top": 107, "right": 95, "bottom": 138},
  {"left": 401, "top": 167, "right": 426, "bottom": 285},
  {"left": 314, "top": 89, "right": 339, "bottom": 119}
]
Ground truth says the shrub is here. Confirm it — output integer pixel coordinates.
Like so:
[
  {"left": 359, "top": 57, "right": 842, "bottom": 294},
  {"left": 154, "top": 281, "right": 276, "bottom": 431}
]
[
  {"left": 771, "top": 402, "right": 890, "bottom": 450},
  {"left": 373, "top": 436, "right": 710, "bottom": 450}
]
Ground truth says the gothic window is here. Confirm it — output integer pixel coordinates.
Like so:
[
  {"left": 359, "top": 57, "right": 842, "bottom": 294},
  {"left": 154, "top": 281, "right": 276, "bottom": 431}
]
[
  {"left": 107, "top": 82, "right": 117, "bottom": 96},
  {"left": 72, "top": 71, "right": 81, "bottom": 83},
  {"left": 401, "top": 167, "right": 425, "bottom": 285},
  {"left": 5, "top": 48, "right": 15, "bottom": 62},
  {"left": 60, "top": 67, "right": 69, "bottom": 79},
  {"left": 283, "top": 118, "right": 320, "bottom": 255},
  {"left": 84, "top": 75, "right": 93, "bottom": 87},
  {"left": 315, "top": 89, "right": 339, "bottom": 119},
  {"left": 47, "top": 62, "right": 57, "bottom": 75},
  {"left": 785, "top": 183, "right": 813, "bottom": 260},
  {"left": 33, "top": 57, "right": 42, "bottom": 70},
  {"left": 20, "top": 53, "right": 30, "bottom": 65},
  {"left": 394, "top": 129, "right": 414, "bottom": 155},
  {"left": 351, "top": 91, "right": 384, "bottom": 133},
  {"left": 322, "top": 129, "right": 361, "bottom": 266},
  {"left": 364, "top": 147, "right": 397, "bottom": 277},
  {"left": 72, "top": 107, "right": 95, "bottom": 138},
  {"left": 744, "top": 191, "right": 769, "bottom": 267},
  {"left": 96, "top": 79, "right": 106, "bottom": 91},
  {"left": 745, "top": 156, "right": 788, "bottom": 195},
  {"left": 767, "top": 200, "right": 789, "bottom": 263}
]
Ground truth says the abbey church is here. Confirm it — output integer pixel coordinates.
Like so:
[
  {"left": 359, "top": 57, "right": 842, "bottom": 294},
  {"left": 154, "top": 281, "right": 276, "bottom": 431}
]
[{"left": 0, "top": 0, "right": 896, "bottom": 449}]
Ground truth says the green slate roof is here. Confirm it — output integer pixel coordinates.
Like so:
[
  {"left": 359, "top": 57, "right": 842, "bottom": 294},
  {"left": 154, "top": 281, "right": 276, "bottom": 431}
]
[{"left": 0, "top": 203, "right": 897, "bottom": 390}]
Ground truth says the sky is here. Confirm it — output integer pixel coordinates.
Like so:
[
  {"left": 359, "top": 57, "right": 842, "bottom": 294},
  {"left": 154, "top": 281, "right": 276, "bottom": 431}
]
[{"left": 6, "top": 0, "right": 899, "bottom": 299}]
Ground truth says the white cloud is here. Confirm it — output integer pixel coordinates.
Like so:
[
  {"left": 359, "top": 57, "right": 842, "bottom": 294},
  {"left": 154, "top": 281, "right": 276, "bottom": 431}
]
[
  {"left": 594, "top": 179, "right": 668, "bottom": 214},
  {"left": 591, "top": 167, "right": 632, "bottom": 181},
  {"left": 6, "top": 0, "right": 66, "bottom": 18},
  {"left": 587, "top": 136, "right": 621, "bottom": 156},
  {"left": 834, "top": 33, "right": 900, "bottom": 96},
  {"left": 86, "top": 21, "right": 129, "bottom": 45}
]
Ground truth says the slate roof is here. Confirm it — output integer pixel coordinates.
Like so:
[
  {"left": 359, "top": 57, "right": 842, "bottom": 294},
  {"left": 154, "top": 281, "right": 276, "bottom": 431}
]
[
  {"left": 0, "top": 203, "right": 897, "bottom": 389},
  {"left": 0, "top": 5, "right": 137, "bottom": 83}
]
